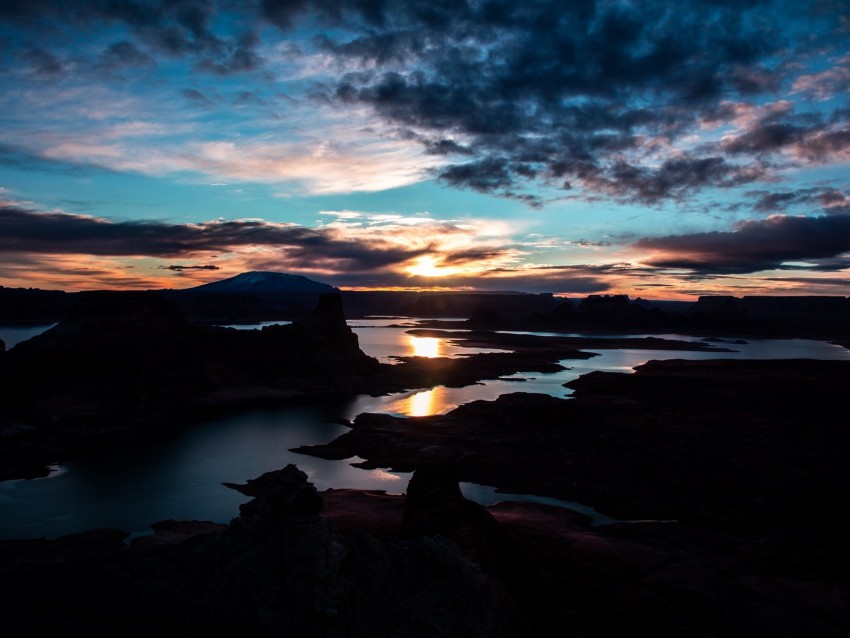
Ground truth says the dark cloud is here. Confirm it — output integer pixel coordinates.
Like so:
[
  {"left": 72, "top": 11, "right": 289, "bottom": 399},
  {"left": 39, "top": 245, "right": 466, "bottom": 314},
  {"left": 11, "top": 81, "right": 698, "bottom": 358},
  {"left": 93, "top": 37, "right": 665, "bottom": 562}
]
[
  {"left": 308, "top": 266, "right": 611, "bottom": 294},
  {"left": 708, "top": 103, "right": 850, "bottom": 167},
  {"left": 793, "top": 128, "right": 850, "bottom": 163},
  {"left": 578, "top": 156, "right": 769, "bottom": 204},
  {"left": 21, "top": 47, "right": 66, "bottom": 77},
  {"left": 422, "top": 138, "right": 473, "bottom": 156},
  {"left": 636, "top": 214, "right": 850, "bottom": 274},
  {"left": 438, "top": 158, "right": 515, "bottom": 193},
  {"left": 160, "top": 264, "right": 221, "bottom": 271},
  {"left": 196, "top": 30, "right": 264, "bottom": 76},
  {"left": 307, "top": 0, "right": 844, "bottom": 203},
  {"left": 0, "top": 143, "right": 106, "bottom": 176},
  {"left": 97, "top": 40, "right": 155, "bottom": 70},
  {"left": 180, "top": 88, "right": 216, "bottom": 108},
  {"left": 746, "top": 187, "right": 850, "bottom": 214},
  {"left": 1, "top": 0, "right": 262, "bottom": 76},
  {"left": 0, "top": 205, "right": 431, "bottom": 271},
  {"left": 721, "top": 123, "right": 810, "bottom": 155},
  {"left": 439, "top": 249, "right": 509, "bottom": 265}
]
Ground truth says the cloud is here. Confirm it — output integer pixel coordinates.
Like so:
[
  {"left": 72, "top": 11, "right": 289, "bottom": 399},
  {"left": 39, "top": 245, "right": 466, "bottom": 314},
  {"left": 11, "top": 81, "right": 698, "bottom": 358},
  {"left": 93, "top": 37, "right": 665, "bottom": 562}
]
[
  {"left": 196, "top": 30, "right": 265, "bottom": 75},
  {"left": 180, "top": 88, "right": 217, "bottom": 109},
  {"left": 21, "top": 46, "right": 66, "bottom": 77},
  {"left": 2, "top": 107, "right": 442, "bottom": 194},
  {"left": 160, "top": 264, "right": 221, "bottom": 271},
  {"left": 577, "top": 156, "right": 768, "bottom": 204},
  {"left": 311, "top": 1, "right": 849, "bottom": 203},
  {"left": 97, "top": 41, "right": 155, "bottom": 70},
  {"left": 0, "top": 204, "right": 526, "bottom": 278},
  {"left": 0, "top": 204, "right": 427, "bottom": 269},
  {"left": 792, "top": 56, "right": 850, "bottom": 100},
  {"left": 3, "top": 1, "right": 847, "bottom": 206},
  {"left": 0, "top": 0, "right": 263, "bottom": 76},
  {"left": 636, "top": 213, "right": 850, "bottom": 274},
  {"left": 746, "top": 187, "right": 850, "bottom": 214}
]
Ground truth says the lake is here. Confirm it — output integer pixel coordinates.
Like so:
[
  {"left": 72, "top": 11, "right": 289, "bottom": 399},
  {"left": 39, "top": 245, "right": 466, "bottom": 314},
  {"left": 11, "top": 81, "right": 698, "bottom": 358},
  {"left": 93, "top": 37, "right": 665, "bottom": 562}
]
[{"left": 1, "top": 320, "right": 848, "bottom": 539}]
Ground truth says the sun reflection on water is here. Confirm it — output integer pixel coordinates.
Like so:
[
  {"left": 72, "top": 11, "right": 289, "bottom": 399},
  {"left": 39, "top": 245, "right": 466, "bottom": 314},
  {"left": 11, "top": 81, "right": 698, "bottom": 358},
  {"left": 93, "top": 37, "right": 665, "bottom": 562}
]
[
  {"left": 373, "top": 386, "right": 453, "bottom": 417},
  {"left": 410, "top": 389, "right": 436, "bottom": 416},
  {"left": 410, "top": 336, "right": 441, "bottom": 358}
]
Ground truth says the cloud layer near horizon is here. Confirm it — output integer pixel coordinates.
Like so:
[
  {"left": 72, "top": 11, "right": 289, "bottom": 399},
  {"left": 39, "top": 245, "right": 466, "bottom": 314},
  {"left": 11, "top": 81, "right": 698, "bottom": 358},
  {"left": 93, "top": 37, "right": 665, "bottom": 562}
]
[{"left": 1, "top": 202, "right": 847, "bottom": 296}]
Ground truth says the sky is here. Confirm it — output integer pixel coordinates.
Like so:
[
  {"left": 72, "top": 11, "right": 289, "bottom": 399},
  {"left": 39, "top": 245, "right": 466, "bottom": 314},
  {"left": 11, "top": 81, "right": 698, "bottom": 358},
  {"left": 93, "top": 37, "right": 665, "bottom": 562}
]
[{"left": 0, "top": 0, "right": 849, "bottom": 299}]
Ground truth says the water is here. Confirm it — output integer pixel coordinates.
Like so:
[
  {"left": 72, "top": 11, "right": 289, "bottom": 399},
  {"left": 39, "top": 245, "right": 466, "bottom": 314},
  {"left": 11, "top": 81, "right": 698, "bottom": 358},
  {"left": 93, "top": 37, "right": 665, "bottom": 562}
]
[
  {"left": 1, "top": 321, "right": 848, "bottom": 539},
  {"left": 351, "top": 317, "right": 509, "bottom": 363},
  {"left": 0, "top": 405, "right": 410, "bottom": 539},
  {"left": 0, "top": 323, "right": 57, "bottom": 350},
  {"left": 346, "top": 332, "right": 850, "bottom": 417},
  {"left": 217, "top": 320, "right": 292, "bottom": 329},
  {"left": 459, "top": 483, "right": 619, "bottom": 526}
]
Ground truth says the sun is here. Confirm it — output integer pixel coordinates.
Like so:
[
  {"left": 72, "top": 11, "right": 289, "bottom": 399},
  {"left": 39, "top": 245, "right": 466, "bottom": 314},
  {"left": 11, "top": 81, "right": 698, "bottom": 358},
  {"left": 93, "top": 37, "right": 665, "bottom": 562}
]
[{"left": 406, "top": 255, "right": 463, "bottom": 278}]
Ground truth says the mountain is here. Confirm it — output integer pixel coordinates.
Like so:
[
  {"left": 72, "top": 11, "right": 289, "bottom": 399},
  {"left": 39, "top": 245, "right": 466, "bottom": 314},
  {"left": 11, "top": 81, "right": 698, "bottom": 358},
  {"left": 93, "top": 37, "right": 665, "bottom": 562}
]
[{"left": 187, "top": 271, "right": 338, "bottom": 294}]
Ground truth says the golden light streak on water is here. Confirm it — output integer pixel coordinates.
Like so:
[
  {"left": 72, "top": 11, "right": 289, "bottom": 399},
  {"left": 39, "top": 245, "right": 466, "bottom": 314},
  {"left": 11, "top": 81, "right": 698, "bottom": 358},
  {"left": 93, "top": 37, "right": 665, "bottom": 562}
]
[
  {"left": 410, "top": 336, "right": 441, "bottom": 358},
  {"left": 409, "top": 388, "right": 437, "bottom": 416}
]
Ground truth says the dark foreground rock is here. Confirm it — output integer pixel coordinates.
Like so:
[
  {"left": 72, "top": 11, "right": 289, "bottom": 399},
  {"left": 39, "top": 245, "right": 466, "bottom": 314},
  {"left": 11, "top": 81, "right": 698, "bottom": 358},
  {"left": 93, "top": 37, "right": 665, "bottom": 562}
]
[
  {"left": 323, "top": 487, "right": 850, "bottom": 637},
  {"left": 4, "top": 438, "right": 849, "bottom": 636},
  {"left": 0, "top": 465, "right": 521, "bottom": 637}
]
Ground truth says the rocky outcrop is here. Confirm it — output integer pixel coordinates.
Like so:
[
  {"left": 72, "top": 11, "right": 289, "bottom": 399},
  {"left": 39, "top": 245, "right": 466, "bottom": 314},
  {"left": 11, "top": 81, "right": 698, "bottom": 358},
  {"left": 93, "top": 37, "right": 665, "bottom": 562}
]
[
  {"left": 0, "top": 465, "right": 514, "bottom": 637},
  {"left": 690, "top": 295, "right": 850, "bottom": 335},
  {"left": 0, "top": 291, "right": 380, "bottom": 480},
  {"left": 0, "top": 285, "right": 72, "bottom": 322}
]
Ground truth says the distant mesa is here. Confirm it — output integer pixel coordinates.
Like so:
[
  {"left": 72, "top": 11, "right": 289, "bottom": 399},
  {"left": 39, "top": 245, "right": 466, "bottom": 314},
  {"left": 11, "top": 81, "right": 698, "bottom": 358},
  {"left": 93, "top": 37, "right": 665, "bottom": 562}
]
[{"left": 186, "top": 271, "right": 338, "bottom": 294}]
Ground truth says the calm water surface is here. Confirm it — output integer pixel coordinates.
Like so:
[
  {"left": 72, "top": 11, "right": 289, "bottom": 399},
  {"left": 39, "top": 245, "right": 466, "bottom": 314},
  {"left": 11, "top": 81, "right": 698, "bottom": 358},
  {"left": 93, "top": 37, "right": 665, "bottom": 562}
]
[
  {"left": 0, "top": 323, "right": 57, "bottom": 349},
  {"left": 1, "top": 319, "right": 848, "bottom": 539}
]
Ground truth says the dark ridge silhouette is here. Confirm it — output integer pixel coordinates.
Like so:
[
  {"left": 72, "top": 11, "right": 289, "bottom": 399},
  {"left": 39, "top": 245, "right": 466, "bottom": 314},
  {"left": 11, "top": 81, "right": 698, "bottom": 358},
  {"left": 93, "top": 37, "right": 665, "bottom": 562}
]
[
  {"left": 167, "top": 271, "right": 339, "bottom": 322},
  {"left": 0, "top": 285, "right": 72, "bottom": 322},
  {"left": 399, "top": 291, "right": 559, "bottom": 320},
  {"left": 2, "top": 277, "right": 849, "bottom": 339},
  {"left": 186, "top": 270, "right": 339, "bottom": 294}
]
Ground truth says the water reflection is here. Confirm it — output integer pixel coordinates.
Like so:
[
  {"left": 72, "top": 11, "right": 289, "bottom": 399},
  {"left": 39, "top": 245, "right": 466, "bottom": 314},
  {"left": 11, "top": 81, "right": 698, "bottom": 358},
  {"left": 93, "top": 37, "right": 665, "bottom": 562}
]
[
  {"left": 410, "top": 336, "right": 440, "bottom": 358},
  {"left": 0, "top": 407, "right": 411, "bottom": 539},
  {"left": 409, "top": 389, "right": 434, "bottom": 416},
  {"left": 348, "top": 386, "right": 454, "bottom": 418}
]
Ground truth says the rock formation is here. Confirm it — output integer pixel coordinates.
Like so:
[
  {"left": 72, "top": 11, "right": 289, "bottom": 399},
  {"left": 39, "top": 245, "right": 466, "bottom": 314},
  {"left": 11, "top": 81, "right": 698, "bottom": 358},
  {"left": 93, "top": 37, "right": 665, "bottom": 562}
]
[
  {"left": 0, "top": 291, "right": 379, "bottom": 480},
  {"left": 0, "top": 465, "right": 515, "bottom": 637}
]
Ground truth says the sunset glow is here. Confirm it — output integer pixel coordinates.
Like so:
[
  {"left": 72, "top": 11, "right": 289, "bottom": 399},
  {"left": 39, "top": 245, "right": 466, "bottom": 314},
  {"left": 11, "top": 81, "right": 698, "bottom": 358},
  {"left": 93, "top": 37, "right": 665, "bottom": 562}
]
[
  {"left": 406, "top": 256, "right": 462, "bottom": 279},
  {"left": 0, "top": 2, "right": 848, "bottom": 298}
]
